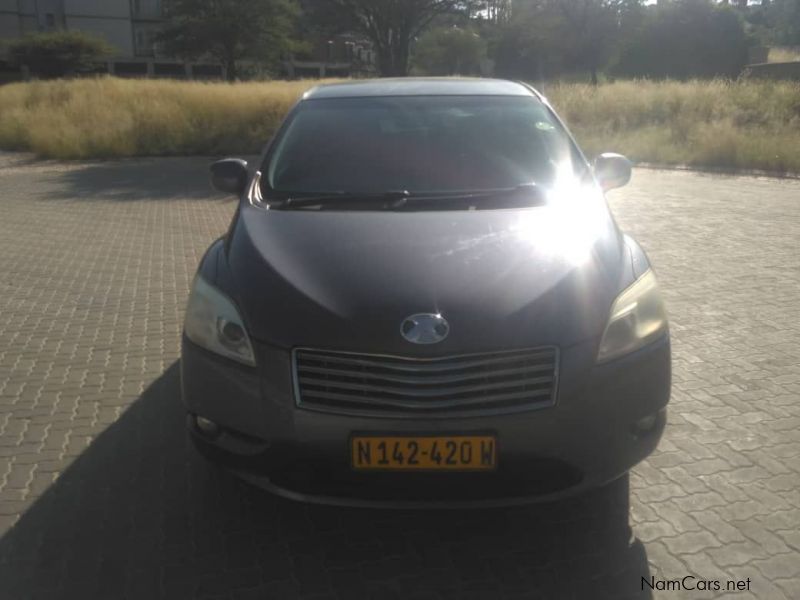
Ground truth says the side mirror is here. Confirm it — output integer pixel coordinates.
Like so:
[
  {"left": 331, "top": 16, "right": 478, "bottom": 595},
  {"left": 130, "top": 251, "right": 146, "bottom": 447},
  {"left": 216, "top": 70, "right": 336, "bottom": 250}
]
[
  {"left": 210, "top": 158, "right": 248, "bottom": 196},
  {"left": 594, "top": 153, "right": 632, "bottom": 191}
]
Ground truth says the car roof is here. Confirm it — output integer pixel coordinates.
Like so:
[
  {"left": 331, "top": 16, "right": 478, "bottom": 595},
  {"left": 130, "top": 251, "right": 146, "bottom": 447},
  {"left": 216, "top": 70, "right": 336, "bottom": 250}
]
[{"left": 302, "top": 78, "right": 538, "bottom": 100}]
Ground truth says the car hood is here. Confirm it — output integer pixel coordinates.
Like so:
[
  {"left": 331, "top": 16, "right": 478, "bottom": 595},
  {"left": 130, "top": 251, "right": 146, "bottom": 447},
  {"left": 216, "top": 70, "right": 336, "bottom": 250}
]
[{"left": 227, "top": 193, "right": 628, "bottom": 354}]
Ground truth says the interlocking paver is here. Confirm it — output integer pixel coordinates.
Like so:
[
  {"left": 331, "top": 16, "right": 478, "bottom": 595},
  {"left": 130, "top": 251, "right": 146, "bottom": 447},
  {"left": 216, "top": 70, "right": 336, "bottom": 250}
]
[{"left": 0, "top": 155, "right": 798, "bottom": 599}]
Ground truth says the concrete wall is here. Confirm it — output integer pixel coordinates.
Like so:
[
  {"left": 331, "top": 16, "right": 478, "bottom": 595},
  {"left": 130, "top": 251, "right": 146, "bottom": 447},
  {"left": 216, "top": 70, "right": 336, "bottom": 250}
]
[
  {"left": 64, "top": 0, "right": 130, "bottom": 18},
  {"left": 2, "top": 0, "right": 134, "bottom": 54},
  {"left": 0, "top": 0, "right": 24, "bottom": 41},
  {"left": 64, "top": 15, "right": 133, "bottom": 55},
  {"left": 63, "top": 0, "right": 133, "bottom": 55},
  {"left": 0, "top": 0, "right": 21, "bottom": 12},
  {"left": 133, "top": 22, "right": 163, "bottom": 57},
  {"left": 0, "top": 0, "right": 29, "bottom": 11},
  {"left": 34, "top": 0, "right": 64, "bottom": 29},
  {"left": 132, "top": 0, "right": 162, "bottom": 19},
  {"left": 0, "top": 14, "right": 20, "bottom": 41}
]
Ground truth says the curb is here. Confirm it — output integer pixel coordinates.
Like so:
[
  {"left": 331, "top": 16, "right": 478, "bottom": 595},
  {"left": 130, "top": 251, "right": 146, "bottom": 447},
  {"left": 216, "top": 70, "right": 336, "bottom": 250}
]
[{"left": 635, "top": 162, "right": 800, "bottom": 181}]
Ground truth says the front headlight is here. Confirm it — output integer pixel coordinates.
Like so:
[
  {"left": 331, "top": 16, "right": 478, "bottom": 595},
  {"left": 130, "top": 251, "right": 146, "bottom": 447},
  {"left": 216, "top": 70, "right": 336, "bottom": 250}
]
[
  {"left": 184, "top": 275, "right": 256, "bottom": 366},
  {"left": 597, "top": 269, "right": 668, "bottom": 363}
]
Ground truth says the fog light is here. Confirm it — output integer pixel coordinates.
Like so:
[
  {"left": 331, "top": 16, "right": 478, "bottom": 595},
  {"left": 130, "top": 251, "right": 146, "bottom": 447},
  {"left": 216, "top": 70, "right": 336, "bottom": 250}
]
[
  {"left": 195, "top": 415, "right": 220, "bottom": 437},
  {"left": 633, "top": 414, "right": 658, "bottom": 435}
]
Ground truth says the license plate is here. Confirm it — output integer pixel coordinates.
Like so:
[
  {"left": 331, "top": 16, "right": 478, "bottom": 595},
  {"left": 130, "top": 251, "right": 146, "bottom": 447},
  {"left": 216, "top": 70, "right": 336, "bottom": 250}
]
[{"left": 350, "top": 435, "right": 497, "bottom": 471}]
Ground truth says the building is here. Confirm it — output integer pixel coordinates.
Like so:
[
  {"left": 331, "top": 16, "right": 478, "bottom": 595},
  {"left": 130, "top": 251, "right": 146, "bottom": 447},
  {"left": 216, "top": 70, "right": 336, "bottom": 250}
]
[
  {"left": 0, "top": 1, "right": 376, "bottom": 81},
  {"left": 0, "top": 0, "right": 224, "bottom": 79},
  {"left": 283, "top": 33, "right": 377, "bottom": 79}
]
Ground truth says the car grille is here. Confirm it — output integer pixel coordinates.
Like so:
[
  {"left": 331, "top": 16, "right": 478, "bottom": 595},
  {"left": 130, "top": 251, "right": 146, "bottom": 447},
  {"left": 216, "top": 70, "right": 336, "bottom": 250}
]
[{"left": 293, "top": 347, "right": 559, "bottom": 417}]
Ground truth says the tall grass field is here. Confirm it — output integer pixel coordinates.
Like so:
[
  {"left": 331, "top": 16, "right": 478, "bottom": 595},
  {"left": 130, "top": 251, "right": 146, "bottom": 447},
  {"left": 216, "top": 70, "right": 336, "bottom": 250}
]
[
  {"left": 546, "top": 79, "right": 800, "bottom": 174},
  {"left": 1, "top": 76, "right": 799, "bottom": 173},
  {"left": 0, "top": 78, "right": 325, "bottom": 159}
]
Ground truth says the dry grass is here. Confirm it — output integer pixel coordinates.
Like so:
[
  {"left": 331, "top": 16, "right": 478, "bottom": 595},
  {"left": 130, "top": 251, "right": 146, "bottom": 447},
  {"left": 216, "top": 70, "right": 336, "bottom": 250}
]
[
  {"left": 0, "top": 77, "right": 335, "bottom": 159},
  {"left": 768, "top": 47, "right": 800, "bottom": 63},
  {"left": 1, "top": 76, "right": 800, "bottom": 173},
  {"left": 546, "top": 79, "right": 800, "bottom": 173}
]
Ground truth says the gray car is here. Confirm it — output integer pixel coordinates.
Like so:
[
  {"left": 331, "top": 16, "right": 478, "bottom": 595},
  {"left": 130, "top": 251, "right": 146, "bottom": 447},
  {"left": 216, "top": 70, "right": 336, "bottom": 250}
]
[{"left": 180, "top": 78, "right": 670, "bottom": 507}]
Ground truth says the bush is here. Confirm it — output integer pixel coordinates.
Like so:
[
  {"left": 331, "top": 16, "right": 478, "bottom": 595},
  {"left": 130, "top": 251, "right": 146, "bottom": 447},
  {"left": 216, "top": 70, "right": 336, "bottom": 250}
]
[
  {"left": 6, "top": 30, "right": 115, "bottom": 79},
  {"left": 614, "top": 1, "right": 749, "bottom": 80}
]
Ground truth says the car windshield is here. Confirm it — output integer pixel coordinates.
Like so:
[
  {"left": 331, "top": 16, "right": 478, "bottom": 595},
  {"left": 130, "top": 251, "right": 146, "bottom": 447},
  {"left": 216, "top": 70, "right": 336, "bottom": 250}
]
[{"left": 264, "top": 95, "right": 584, "bottom": 197}]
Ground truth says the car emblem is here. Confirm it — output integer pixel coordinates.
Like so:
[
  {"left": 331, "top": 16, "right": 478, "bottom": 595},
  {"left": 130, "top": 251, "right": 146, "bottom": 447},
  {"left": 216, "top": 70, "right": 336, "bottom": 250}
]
[{"left": 400, "top": 313, "right": 450, "bottom": 344}]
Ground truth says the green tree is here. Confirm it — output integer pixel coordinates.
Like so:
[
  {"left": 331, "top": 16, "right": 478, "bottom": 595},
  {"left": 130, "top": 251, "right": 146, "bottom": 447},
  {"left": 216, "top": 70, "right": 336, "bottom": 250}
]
[
  {"left": 413, "top": 26, "right": 488, "bottom": 75},
  {"left": 736, "top": 0, "right": 800, "bottom": 49},
  {"left": 545, "top": 0, "right": 634, "bottom": 85},
  {"left": 305, "top": 0, "right": 479, "bottom": 76},
  {"left": 483, "top": 0, "right": 562, "bottom": 80},
  {"left": 763, "top": 0, "right": 800, "bottom": 45},
  {"left": 159, "top": 0, "right": 301, "bottom": 81},
  {"left": 486, "top": 0, "right": 643, "bottom": 83},
  {"left": 6, "top": 31, "right": 114, "bottom": 79},
  {"left": 614, "top": 0, "right": 749, "bottom": 79}
]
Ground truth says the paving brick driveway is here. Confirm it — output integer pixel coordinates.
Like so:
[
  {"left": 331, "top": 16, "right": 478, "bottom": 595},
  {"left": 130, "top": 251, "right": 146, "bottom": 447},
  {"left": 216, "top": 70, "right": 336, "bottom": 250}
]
[{"left": 0, "top": 153, "right": 798, "bottom": 600}]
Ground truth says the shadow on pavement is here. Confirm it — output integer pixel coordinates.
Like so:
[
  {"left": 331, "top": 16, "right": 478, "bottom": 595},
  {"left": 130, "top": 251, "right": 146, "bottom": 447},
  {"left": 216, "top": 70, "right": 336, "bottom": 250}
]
[
  {"left": 0, "top": 363, "right": 652, "bottom": 600},
  {"left": 34, "top": 157, "right": 249, "bottom": 202}
]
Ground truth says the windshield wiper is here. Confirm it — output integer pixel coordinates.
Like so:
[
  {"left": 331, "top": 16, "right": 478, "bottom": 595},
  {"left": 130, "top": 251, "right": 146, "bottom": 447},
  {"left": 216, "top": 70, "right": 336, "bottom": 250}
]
[
  {"left": 388, "top": 183, "right": 542, "bottom": 208},
  {"left": 271, "top": 184, "right": 543, "bottom": 210},
  {"left": 273, "top": 190, "right": 410, "bottom": 209}
]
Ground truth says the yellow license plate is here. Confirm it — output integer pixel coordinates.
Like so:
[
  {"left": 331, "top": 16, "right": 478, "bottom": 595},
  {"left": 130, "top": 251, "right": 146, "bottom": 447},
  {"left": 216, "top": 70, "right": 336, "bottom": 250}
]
[{"left": 351, "top": 435, "right": 497, "bottom": 471}]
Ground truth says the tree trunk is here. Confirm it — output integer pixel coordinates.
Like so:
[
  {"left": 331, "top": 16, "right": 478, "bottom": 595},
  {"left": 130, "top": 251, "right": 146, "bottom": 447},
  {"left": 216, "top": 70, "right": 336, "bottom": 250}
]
[
  {"left": 394, "top": 38, "right": 410, "bottom": 76},
  {"left": 225, "top": 58, "right": 237, "bottom": 82},
  {"left": 376, "top": 37, "right": 410, "bottom": 77},
  {"left": 377, "top": 52, "right": 393, "bottom": 77}
]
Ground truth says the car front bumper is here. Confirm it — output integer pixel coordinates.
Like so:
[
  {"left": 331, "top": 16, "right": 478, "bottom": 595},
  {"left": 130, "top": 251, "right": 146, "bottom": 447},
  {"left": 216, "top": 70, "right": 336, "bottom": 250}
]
[{"left": 180, "top": 335, "right": 670, "bottom": 508}]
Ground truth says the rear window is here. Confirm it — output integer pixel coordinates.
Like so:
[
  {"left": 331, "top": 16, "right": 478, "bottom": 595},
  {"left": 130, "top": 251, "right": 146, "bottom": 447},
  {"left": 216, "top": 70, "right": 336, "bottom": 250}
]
[{"left": 264, "top": 95, "right": 583, "bottom": 196}]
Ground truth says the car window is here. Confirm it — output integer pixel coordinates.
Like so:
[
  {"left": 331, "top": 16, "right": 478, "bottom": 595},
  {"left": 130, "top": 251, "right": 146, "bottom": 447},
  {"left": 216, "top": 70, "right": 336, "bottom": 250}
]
[{"left": 265, "top": 95, "right": 583, "bottom": 196}]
